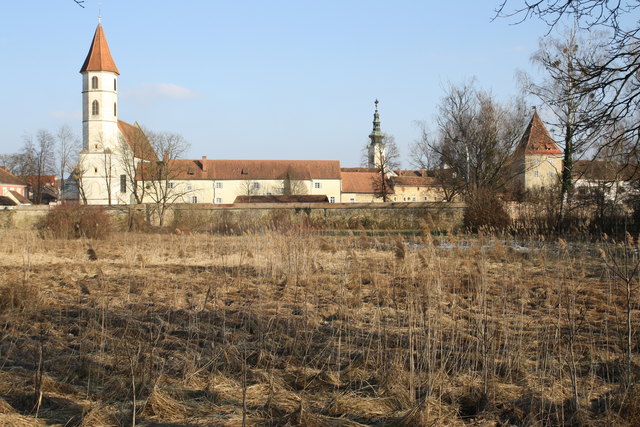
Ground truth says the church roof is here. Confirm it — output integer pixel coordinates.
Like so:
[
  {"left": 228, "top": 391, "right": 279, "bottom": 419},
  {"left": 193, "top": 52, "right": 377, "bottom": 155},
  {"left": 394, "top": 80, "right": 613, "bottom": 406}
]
[
  {"left": 118, "top": 121, "right": 158, "bottom": 161},
  {"left": 80, "top": 23, "right": 119, "bottom": 75},
  {"left": 516, "top": 111, "right": 562, "bottom": 155}
]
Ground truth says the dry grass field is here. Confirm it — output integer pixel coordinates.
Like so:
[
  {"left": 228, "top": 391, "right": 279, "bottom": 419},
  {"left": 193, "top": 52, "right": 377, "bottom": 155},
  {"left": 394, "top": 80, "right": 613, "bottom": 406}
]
[{"left": 0, "top": 229, "right": 638, "bottom": 426}]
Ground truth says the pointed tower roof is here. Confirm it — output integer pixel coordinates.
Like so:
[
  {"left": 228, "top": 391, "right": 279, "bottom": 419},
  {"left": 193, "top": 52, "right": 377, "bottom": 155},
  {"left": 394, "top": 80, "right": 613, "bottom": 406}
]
[
  {"left": 517, "top": 111, "right": 562, "bottom": 155},
  {"left": 369, "top": 99, "right": 384, "bottom": 143},
  {"left": 80, "top": 23, "right": 119, "bottom": 75}
]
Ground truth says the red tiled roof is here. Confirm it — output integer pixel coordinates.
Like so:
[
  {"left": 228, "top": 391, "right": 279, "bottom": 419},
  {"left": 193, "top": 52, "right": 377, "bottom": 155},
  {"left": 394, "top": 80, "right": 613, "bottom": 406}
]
[
  {"left": 341, "top": 167, "right": 379, "bottom": 173},
  {"left": 391, "top": 176, "right": 441, "bottom": 186},
  {"left": 0, "top": 167, "right": 25, "bottom": 186},
  {"left": 118, "top": 121, "right": 158, "bottom": 161},
  {"left": 234, "top": 195, "right": 329, "bottom": 204},
  {"left": 395, "top": 169, "right": 428, "bottom": 177},
  {"left": 517, "top": 112, "right": 562, "bottom": 155},
  {"left": 573, "top": 160, "right": 640, "bottom": 181},
  {"left": 80, "top": 23, "right": 119, "bottom": 75},
  {"left": 9, "top": 190, "right": 31, "bottom": 204},
  {"left": 341, "top": 171, "right": 383, "bottom": 194},
  {"left": 141, "top": 159, "right": 342, "bottom": 181}
]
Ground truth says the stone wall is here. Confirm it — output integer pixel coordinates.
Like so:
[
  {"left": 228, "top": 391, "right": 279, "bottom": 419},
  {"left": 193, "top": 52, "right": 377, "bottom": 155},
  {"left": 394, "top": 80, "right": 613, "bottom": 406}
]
[{"left": 1, "top": 202, "right": 465, "bottom": 232}]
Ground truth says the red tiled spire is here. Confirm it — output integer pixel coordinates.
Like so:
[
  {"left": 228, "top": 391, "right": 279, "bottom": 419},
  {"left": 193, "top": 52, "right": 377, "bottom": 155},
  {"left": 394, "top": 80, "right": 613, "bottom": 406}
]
[
  {"left": 80, "top": 23, "right": 119, "bottom": 75},
  {"left": 517, "top": 111, "right": 562, "bottom": 155}
]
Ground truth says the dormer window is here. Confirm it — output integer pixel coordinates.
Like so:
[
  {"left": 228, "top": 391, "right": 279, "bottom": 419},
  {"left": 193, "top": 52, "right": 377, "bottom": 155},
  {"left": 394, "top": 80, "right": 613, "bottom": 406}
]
[
  {"left": 92, "top": 100, "right": 99, "bottom": 116},
  {"left": 91, "top": 76, "right": 98, "bottom": 89}
]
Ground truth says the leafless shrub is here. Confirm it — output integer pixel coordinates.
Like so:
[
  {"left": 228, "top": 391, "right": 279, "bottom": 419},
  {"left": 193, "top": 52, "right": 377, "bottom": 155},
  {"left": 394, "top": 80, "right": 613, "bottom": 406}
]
[{"left": 37, "top": 204, "right": 112, "bottom": 239}]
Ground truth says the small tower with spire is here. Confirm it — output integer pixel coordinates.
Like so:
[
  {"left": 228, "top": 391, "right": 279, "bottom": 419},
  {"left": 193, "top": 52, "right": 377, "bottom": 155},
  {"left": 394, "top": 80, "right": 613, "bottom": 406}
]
[
  {"left": 367, "top": 100, "right": 386, "bottom": 169},
  {"left": 80, "top": 20, "right": 120, "bottom": 153}
]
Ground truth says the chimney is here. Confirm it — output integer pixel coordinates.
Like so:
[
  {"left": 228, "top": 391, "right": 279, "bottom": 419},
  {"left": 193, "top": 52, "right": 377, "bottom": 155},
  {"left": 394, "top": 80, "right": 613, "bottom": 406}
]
[
  {"left": 419, "top": 169, "right": 426, "bottom": 177},
  {"left": 162, "top": 150, "right": 169, "bottom": 164},
  {"left": 201, "top": 156, "right": 207, "bottom": 172}
]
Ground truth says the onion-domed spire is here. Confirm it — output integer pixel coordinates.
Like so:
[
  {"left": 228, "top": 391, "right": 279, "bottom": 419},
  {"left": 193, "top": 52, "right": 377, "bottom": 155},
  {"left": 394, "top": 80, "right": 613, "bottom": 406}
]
[{"left": 369, "top": 99, "right": 384, "bottom": 145}]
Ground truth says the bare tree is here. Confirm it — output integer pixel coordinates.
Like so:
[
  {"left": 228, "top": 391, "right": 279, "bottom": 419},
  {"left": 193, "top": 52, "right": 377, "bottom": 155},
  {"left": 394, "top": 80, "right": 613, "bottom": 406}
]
[
  {"left": 368, "top": 135, "right": 400, "bottom": 202},
  {"left": 117, "top": 126, "right": 156, "bottom": 205},
  {"left": 20, "top": 130, "right": 56, "bottom": 204},
  {"left": 421, "top": 81, "right": 527, "bottom": 197},
  {"left": 496, "top": 0, "right": 640, "bottom": 151},
  {"left": 237, "top": 180, "right": 261, "bottom": 198},
  {"left": 101, "top": 147, "right": 114, "bottom": 206},
  {"left": 142, "top": 131, "right": 191, "bottom": 227},
  {"left": 72, "top": 156, "right": 89, "bottom": 205},
  {"left": 56, "top": 125, "right": 81, "bottom": 203},
  {"left": 0, "top": 153, "right": 25, "bottom": 175},
  {"left": 520, "top": 28, "right": 608, "bottom": 216},
  {"left": 281, "top": 167, "right": 308, "bottom": 195},
  {"left": 410, "top": 125, "right": 464, "bottom": 201}
]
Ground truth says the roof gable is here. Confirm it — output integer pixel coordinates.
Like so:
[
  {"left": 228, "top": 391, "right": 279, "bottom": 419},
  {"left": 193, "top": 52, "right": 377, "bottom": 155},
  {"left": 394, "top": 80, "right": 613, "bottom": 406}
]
[
  {"left": 80, "top": 24, "right": 119, "bottom": 75},
  {"left": 517, "top": 112, "right": 562, "bottom": 155},
  {"left": 118, "top": 121, "right": 158, "bottom": 161}
]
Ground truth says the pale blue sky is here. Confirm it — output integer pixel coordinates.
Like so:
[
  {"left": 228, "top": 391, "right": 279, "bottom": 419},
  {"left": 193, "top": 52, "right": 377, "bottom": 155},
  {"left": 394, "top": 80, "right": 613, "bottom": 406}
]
[{"left": 1, "top": 1, "right": 555, "bottom": 167}]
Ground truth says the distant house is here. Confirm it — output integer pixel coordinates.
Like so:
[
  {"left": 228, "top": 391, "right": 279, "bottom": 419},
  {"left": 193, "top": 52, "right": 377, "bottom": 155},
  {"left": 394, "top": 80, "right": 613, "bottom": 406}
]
[
  {"left": 390, "top": 170, "right": 447, "bottom": 202},
  {"left": 21, "top": 175, "right": 59, "bottom": 204},
  {"left": 0, "top": 167, "right": 30, "bottom": 205},
  {"left": 340, "top": 168, "right": 385, "bottom": 203},
  {"left": 572, "top": 160, "right": 639, "bottom": 204},
  {"left": 138, "top": 159, "right": 342, "bottom": 205}
]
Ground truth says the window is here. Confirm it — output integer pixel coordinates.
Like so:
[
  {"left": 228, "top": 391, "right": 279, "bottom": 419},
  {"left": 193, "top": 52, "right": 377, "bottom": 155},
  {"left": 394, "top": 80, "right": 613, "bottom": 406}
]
[
  {"left": 252, "top": 182, "right": 260, "bottom": 189},
  {"left": 120, "top": 175, "right": 126, "bottom": 193},
  {"left": 314, "top": 182, "right": 321, "bottom": 189},
  {"left": 215, "top": 197, "right": 222, "bottom": 204},
  {"left": 114, "top": 102, "right": 117, "bottom": 116},
  {"left": 191, "top": 196, "right": 198, "bottom": 203},
  {"left": 412, "top": 197, "right": 417, "bottom": 202},
  {"left": 114, "top": 78, "right": 117, "bottom": 91},
  {"left": 329, "top": 196, "right": 336, "bottom": 203},
  {"left": 186, "top": 183, "right": 192, "bottom": 190},
  {"left": 92, "top": 100, "right": 99, "bottom": 116},
  {"left": 94, "top": 167, "right": 98, "bottom": 173},
  {"left": 167, "top": 182, "right": 174, "bottom": 189},
  {"left": 533, "top": 170, "right": 539, "bottom": 177},
  {"left": 547, "top": 171, "right": 553, "bottom": 177},
  {"left": 349, "top": 197, "right": 355, "bottom": 203},
  {"left": 91, "top": 76, "right": 98, "bottom": 89},
  {"left": 215, "top": 182, "right": 223, "bottom": 189}
]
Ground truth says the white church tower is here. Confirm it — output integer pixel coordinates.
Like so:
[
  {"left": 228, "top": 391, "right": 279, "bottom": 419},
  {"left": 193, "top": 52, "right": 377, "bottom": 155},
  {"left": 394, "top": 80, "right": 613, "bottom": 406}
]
[{"left": 78, "top": 21, "right": 123, "bottom": 205}]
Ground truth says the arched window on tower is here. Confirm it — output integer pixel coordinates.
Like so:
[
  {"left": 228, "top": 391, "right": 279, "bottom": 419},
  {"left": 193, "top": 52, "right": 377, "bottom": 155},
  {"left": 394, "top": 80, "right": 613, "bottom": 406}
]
[
  {"left": 114, "top": 79, "right": 117, "bottom": 91},
  {"left": 92, "top": 100, "right": 99, "bottom": 116},
  {"left": 114, "top": 102, "right": 117, "bottom": 117},
  {"left": 91, "top": 76, "right": 98, "bottom": 89}
]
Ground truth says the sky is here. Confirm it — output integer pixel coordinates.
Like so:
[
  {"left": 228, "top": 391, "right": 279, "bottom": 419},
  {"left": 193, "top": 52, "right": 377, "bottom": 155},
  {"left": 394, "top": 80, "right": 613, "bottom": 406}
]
[{"left": 0, "top": 1, "right": 558, "bottom": 167}]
